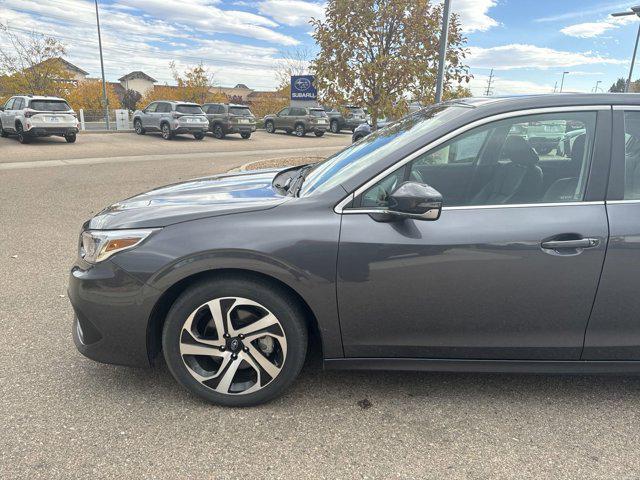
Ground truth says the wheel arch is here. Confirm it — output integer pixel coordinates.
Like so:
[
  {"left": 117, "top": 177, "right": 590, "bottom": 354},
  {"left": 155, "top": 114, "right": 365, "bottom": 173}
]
[{"left": 146, "top": 268, "right": 324, "bottom": 365}]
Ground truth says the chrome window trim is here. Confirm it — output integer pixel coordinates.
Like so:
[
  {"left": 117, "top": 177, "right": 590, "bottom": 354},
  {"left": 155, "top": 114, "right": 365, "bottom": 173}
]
[
  {"left": 612, "top": 105, "right": 640, "bottom": 111},
  {"left": 341, "top": 201, "right": 604, "bottom": 215},
  {"left": 334, "top": 105, "right": 610, "bottom": 214},
  {"left": 607, "top": 199, "right": 640, "bottom": 204}
]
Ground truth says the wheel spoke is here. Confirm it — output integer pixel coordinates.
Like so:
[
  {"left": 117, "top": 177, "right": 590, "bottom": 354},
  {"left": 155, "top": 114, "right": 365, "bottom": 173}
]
[
  {"left": 215, "top": 357, "right": 242, "bottom": 394},
  {"left": 206, "top": 298, "right": 233, "bottom": 340},
  {"left": 246, "top": 343, "right": 281, "bottom": 379},
  {"left": 180, "top": 341, "right": 223, "bottom": 357},
  {"left": 235, "top": 313, "right": 279, "bottom": 336}
]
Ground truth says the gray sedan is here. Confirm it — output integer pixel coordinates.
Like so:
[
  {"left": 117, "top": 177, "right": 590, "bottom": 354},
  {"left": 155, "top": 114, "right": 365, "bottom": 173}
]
[{"left": 70, "top": 94, "right": 640, "bottom": 406}]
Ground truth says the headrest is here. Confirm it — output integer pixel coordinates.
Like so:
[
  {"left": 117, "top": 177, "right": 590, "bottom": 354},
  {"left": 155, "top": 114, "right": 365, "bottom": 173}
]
[
  {"left": 570, "top": 134, "right": 586, "bottom": 164},
  {"left": 501, "top": 135, "right": 539, "bottom": 166}
]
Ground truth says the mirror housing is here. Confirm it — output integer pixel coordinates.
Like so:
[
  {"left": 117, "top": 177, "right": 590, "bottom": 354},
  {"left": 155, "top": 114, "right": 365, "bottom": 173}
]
[{"left": 371, "top": 182, "right": 443, "bottom": 222}]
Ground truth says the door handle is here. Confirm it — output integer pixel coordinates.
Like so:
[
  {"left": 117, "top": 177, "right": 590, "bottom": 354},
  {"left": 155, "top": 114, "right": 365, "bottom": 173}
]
[{"left": 541, "top": 238, "right": 599, "bottom": 250}]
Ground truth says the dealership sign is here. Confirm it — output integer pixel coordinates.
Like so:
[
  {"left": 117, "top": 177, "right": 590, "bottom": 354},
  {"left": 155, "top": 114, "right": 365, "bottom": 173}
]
[{"left": 291, "top": 75, "right": 317, "bottom": 100}]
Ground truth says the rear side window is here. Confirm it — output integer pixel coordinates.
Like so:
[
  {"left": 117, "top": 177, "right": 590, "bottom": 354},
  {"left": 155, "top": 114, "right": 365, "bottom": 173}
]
[
  {"left": 290, "top": 108, "right": 305, "bottom": 116},
  {"left": 278, "top": 108, "right": 290, "bottom": 116},
  {"left": 229, "top": 107, "right": 252, "bottom": 116},
  {"left": 310, "top": 109, "right": 327, "bottom": 117},
  {"left": 176, "top": 104, "right": 204, "bottom": 114},
  {"left": 157, "top": 103, "right": 171, "bottom": 113},
  {"left": 623, "top": 111, "right": 640, "bottom": 199},
  {"left": 29, "top": 100, "right": 71, "bottom": 111}
]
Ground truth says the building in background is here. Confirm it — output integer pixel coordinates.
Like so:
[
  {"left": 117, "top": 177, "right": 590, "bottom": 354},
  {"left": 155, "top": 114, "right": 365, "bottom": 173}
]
[{"left": 118, "top": 71, "right": 157, "bottom": 96}]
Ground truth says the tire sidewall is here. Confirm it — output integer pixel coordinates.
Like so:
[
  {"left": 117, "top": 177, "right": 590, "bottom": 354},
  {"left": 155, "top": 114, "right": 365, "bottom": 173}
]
[
  {"left": 213, "top": 125, "right": 224, "bottom": 139},
  {"left": 295, "top": 124, "right": 305, "bottom": 137},
  {"left": 265, "top": 121, "right": 274, "bottom": 133},
  {"left": 330, "top": 120, "right": 339, "bottom": 133},
  {"left": 134, "top": 120, "right": 144, "bottom": 134},
  {"left": 162, "top": 277, "right": 308, "bottom": 407}
]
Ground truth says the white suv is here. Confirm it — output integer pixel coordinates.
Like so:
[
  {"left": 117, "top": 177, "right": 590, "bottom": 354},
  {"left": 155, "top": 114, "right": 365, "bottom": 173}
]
[{"left": 0, "top": 95, "right": 79, "bottom": 144}]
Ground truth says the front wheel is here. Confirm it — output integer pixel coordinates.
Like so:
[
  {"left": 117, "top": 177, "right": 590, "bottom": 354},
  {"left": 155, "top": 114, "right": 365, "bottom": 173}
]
[
  {"left": 134, "top": 119, "right": 145, "bottom": 135},
  {"left": 265, "top": 121, "right": 275, "bottom": 134},
  {"left": 65, "top": 133, "right": 77, "bottom": 143},
  {"left": 162, "top": 276, "right": 308, "bottom": 407},
  {"left": 194, "top": 131, "right": 205, "bottom": 140},
  {"left": 240, "top": 132, "right": 251, "bottom": 139}
]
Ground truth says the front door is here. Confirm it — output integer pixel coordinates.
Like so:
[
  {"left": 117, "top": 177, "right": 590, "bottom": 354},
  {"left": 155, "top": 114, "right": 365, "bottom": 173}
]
[
  {"left": 274, "top": 108, "right": 289, "bottom": 129},
  {"left": 337, "top": 108, "right": 611, "bottom": 360}
]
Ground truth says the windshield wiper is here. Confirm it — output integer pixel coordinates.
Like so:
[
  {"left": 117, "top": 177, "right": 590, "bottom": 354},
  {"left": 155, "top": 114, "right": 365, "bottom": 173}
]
[{"left": 287, "top": 164, "right": 314, "bottom": 196}]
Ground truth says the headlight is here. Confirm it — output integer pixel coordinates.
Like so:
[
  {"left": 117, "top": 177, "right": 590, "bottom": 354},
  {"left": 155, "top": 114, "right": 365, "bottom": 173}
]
[{"left": 80, "top": 229, "right": 157, "bottom": 263}]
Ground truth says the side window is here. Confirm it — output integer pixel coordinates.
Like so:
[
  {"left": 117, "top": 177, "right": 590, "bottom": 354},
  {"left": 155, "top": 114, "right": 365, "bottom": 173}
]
[
  {"left": 14, "top": 98, "right": 24, "bottom": 110},
  {"left": 145, "top": 103, "right": 158, "bottom": 113},
  {"left": 217, "top": 105, "right": 225, "bottom": 114},
  {"left": 158, "top": 103, "right": 171, "bottom": 113},
  {"left": 623, "top": 111, "right": 640, "bottom": 199},
  {"left": 4, "top": 98, "right": 15, "bottom": 110},
  {"left": 359, "top": 111, "right": 597, "bottom": 209},
  {"left": 278, "top": 108, "right": 290, "bottom": 116}
]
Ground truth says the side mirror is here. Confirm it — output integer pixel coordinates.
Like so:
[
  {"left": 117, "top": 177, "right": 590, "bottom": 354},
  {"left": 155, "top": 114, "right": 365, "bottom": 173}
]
[
  {"left": 372, "top": 182, "right": 443, "bottom": 222},
  {"left": 0, "top": 107, "right": 4, "bottom": 112}
]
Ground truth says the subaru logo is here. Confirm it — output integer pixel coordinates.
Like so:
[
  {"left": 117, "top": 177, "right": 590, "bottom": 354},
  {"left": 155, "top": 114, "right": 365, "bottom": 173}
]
[
  {"left": 230, "top": 339, "right": 240, "bottom": 351},
  {"left": 295, "top": 78, "right": 311, "bottom": 92}
]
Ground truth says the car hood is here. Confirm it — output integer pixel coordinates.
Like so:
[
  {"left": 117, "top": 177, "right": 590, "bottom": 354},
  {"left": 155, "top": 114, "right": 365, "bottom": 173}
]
[{"left": 88, "top": 169, "right": 288, "bottom": 230}]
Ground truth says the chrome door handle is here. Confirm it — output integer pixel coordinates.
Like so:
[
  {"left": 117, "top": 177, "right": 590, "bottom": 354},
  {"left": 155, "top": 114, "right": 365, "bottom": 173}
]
[{"left": 541, "top": 238, "right": 599, "bottom": 250}]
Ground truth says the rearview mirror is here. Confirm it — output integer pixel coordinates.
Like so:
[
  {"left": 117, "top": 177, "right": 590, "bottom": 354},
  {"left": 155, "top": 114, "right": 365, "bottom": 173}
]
[{"left": 372, "top": 182, "right": 443, "bottom": 222}]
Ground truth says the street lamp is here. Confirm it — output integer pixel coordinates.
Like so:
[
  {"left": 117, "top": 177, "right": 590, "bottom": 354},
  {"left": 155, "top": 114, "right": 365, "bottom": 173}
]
[
  {"left": 94, "top": 0, "right": 109, "bottom": 130},
  {"left": 612, "top": 5, "right": 640, "bottom": 92},
  {"left": 560, "top": 71, "right": 570, "bottom": 92},
  {"left": 434, "top": 0, "right": 452, "bottom": 103},
  {"left": 593, "top": 80, "right": 602, "bottom": 93}
]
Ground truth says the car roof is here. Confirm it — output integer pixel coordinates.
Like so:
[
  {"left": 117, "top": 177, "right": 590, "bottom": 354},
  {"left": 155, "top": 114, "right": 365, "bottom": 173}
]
[
  {"left": 17, "top": 95, "right": 67, "bottom": 101},
  {"left": 444, "top": 93, "right": 640, "bottom": 110}
]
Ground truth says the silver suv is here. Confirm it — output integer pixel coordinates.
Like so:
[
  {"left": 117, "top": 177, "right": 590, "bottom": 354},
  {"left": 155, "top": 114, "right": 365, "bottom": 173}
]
[
  {"left": 0, "top": 95, "right": 79, "bottom": 144},
  {"left": 133, "top": 101, "right": 208, "bottom": 140}
]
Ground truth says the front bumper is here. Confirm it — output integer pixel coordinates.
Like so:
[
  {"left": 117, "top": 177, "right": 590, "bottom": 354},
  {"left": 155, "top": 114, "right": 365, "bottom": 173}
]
[{"left": 68, "top": 259, "right": 161, "bottom": 368}]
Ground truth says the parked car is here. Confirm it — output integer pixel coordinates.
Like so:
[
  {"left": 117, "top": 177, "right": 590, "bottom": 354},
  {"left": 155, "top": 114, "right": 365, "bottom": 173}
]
[
  {"left": 202, "top": 103, "right": 256, "bottom": 139},
  {"left": 70, "top": 94, "right": 640, "bottom": 407},
  {"left": 352, "top": 117, "right": 392, "bottom": 142},
  {"left": 133, "top": 101, "right": 208, "bottom": 140},
  {"left": 0, "top": 95, "right": 78, "bottom": 144},
  {"left": 263, "top": 106, "right": 328, "bottom": 137},
  {"left": 323, "top": 105, "right": 367, "bottom": 133}
]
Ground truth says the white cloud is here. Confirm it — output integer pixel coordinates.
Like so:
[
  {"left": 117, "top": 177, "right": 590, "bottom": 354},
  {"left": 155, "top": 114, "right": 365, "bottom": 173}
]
[
  {"left": 560, "top": 14, "right": 638, "bottom": 38},
  {"left": 535, "top": 2, "right": 631, "bottom": 22},
  {"left": 257, "top": 0, "right": 325, "bottom": 27},
  {"left": 467, "top": 44, "right": 627, "bottom": 70},
  {"left": 451, "top": 0, "right": 498, "bottom": 33},
  {"left": 468, "top": 74, "right": 555, "bottom": 96}
]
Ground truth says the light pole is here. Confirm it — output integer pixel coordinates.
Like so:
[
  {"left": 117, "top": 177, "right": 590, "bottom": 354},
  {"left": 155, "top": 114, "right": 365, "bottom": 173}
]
[
  {"left": 94, "top": 0, "right": 109, "bottom": 130},
  {"left": 559, "top": 71, "right": 569, "bottom": 92},
  {"left": 434, "top": 0, "right": 451, "bottom": 103},
  {"left": 612, "top": 5, "right": 640, "bottom": 92},
  {"left": 593, "top": 80, "right": 602, "bottom": 93}
]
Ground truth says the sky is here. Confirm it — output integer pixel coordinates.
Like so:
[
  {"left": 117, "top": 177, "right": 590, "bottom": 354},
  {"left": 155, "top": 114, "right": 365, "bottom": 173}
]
[{"left": 0, "top": 0, "right": 638, "bottom": 95}]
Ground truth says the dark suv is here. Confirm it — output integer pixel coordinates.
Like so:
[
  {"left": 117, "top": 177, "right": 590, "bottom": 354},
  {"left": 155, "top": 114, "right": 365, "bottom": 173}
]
[
  {"left": 70, "top": 94, "right": 640, "bottom": 407},
  {"left": 323, "top": 105, "right": 367, "bottom": 133},
  {"left": 202, "top": 103, "right": 257, "bottom": 139},
  {"left": 263, "top": 106, "right": 328, "bottom": 137}
]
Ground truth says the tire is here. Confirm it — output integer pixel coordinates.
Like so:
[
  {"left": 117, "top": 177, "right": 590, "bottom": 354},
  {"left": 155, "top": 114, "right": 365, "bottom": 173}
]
[
  {"left": 212, "top": 124, "right": 225, "bottom": 139},
  {"left": 161, "top": 123, "right": 173, "bottom": 140},
  {"left": 65, "top": 133, "right": 77, "bottom": 143},
  {"left": 16, "top": 123, "right": 30, "bottom": 144},
  {"left": 314, "top": 131, "right": 325, "bottom": 137},
  {"left": 330, "top": 120, "right": 339, "bottom": 133},
  {"left": 294, "top": 124, "right": 306, "bottom": 137},
  {"left": 0, "top": 120, "right": 8, "bottom": 138},
  {"left": 194, "top": 131, "right": 205, "bottom": 140},
  {"left": 352, "top": 134, "right": 364, "bottom": 143},
  {"left": 265, "top": 121, "right": 275, "bottom": 134},
  {"left": 162, "top": 276, "right": 308, "bottom": 407},
  {"left": 134, "top": 119, "right": 145, "bottom": 135},
  {"left": 285, "top": 129, "right": 292, "bottom": 135},
  {"left": 240, "top": 132, "right": 251, "bottom": 139}
]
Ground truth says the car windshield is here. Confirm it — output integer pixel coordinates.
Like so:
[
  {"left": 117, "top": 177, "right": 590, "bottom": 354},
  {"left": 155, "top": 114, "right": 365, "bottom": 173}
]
[
  {"left": 176, "top": 105, "right": 204, "bottom": 114},
  {"left": 310, "top": 109, "right": 327, "bottom": 117},
  {"left": 299, "top": 105, "right": 470, "bottom": 196},
  {"left": 229, "top": 107, "right": 252, "bottom": 116},
  {"left": 29, "top": 100, "right": 71, "bottom": 111}
]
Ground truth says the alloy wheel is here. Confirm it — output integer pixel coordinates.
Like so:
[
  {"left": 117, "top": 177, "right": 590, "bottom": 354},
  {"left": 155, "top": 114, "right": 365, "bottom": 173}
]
[
  {"left": 330, "top": 121, "right": 339, "bottom": 133},
  {"left": 162, "top": 124, "right": 171, "bottom": 140},
  {"left": 134, "top": 120, "right": 143, "bottom": 134},
  {"left": 265, "top": 122, "right": 274, "bottom": 133},
  {"left": 179, "top": 297, "right": 287, "bottom": 396},
  {"left": 295, "top": 125, "right": 305, "bottom": 137}
]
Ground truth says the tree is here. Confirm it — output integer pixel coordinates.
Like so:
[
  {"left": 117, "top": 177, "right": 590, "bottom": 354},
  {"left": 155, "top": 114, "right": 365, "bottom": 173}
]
[
  {"left": 249, "top": 88, "right": 289, "bottom": 118},
  {"left": 311, "top": 0, "right": 471, "bottom": 127},
  {"left": 171, "top": 62, "right": 216, "bottom": 104},
  {"left": 609, "top": 78, "right": 626, "bottom": 93},
  {"left": 121, "top": 89, "right": 142, "bottom": 111},
  {"left": 0, "top": 24, "right": 73, "bottom": 103},
  {"left": 66, "top": 80, "right": 120, "bottom": 112},
  {"left": 274, "top": 47, "right": 313, "bottom": 89}
]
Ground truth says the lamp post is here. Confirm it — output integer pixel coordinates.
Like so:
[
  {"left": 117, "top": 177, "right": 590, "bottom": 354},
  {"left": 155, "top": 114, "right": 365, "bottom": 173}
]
[
  {"left": 593, "top": 80, "right": 602, "bottom": 93},
  {"left": 434, "top": 0, "right": 451, "bottom": 103},
  {"left": 559, "top": 71, "right": 570, "bottom": 92},
  {"left": 94, "top": 0, "right": 109, "bottom": 130},
  {"left": 612, "top": 5, "right": 640, "bottom": 92}
]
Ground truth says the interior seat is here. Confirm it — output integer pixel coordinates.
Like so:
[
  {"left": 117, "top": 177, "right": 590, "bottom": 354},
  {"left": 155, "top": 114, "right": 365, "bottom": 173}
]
[
  {"left": 542, "top": 133, "right": 585, "bottom": 203},
  {"left": 471, "top": 136, "right": 543, "bottom": 205}
]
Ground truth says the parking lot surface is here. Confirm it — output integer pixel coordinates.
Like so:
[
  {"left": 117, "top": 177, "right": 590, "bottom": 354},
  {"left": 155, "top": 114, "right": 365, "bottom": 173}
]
[{"left": 2, "top": 133, "right": 640, "bottom": 479}]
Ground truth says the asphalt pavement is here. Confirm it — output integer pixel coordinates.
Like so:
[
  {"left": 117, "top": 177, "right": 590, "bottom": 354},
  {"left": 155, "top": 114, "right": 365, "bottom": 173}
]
[{"left": 1, "top": 131, "right": 640, "bottom": 479}]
